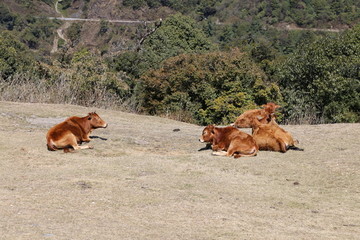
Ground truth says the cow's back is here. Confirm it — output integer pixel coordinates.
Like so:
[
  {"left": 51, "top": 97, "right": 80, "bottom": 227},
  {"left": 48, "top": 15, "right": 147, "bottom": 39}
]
[
  {"left": 253, "top": 126, "right": 284, "bottom": 151},
  {"left": 46, "top": 117, "right": 84, "bottom": 144},
  {"left": 234, "top": 109, "right": 269, "bottom": 128}
]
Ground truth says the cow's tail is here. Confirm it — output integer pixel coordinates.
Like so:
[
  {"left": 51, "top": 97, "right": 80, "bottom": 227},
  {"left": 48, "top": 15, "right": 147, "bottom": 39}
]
[
  {"left": 233, "top": 147, "right": 258, "bottom": 158},
  {"left": 47, "top": 139, "right": 58, "bottom": 151}
]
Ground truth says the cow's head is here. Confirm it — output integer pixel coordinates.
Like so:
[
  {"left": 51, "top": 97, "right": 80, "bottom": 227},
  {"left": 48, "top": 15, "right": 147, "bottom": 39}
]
[
  {"left": 262, "top": 102, "right": 280, "bottom": 114},
  {"left": 199, "top": 125, "right": 215, "bottom": 143},
  {"left": 88, "top": 112, "right": 108, "bottom": 129}
]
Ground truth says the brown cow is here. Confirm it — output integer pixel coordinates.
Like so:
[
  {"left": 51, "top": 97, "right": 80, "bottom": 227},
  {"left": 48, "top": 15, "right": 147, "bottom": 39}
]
[
  {"left": 46, "top": 112, "right": 107, "bottom": 152},
  {"left": 199, "top": 125, "right": 258, "bottom": 158},
  {"left": 233, "top": 102, "right": 280, "bottom": 128},
  {"left": 250, "top": 116, "right": 303, "bottom": 153}
]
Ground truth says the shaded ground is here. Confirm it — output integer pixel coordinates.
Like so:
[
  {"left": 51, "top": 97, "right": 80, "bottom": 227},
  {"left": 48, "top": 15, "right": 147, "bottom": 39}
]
[{"left": 0, "top": 101, "right": 359, "bottom": 239}]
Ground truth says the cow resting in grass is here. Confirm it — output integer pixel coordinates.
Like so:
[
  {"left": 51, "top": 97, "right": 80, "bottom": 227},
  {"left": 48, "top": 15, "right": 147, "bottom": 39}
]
[
  {"left": 199, "top": 125, "right": 258, "bottom": 158},
  {"left": 46, "top": 112, "right": 107, "bottom": 153},
  {"left": 250, "top": 115, "right": 303, "bottom": 152},
  {"left": 233, "top": 102, "right": 280, "bottom": 128}
]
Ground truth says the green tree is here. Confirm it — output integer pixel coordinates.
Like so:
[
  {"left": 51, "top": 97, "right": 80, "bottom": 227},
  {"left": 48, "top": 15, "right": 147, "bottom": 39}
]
[
  {"left": 66, "top": 22, "right": 82, "bottom": 47},
  {"left": 276, "top": 24, "right": 360, "bottom": 123},
  {"left": 137, "top": 49, "right": 282, "bottom": 124},
  {"left": 0, "top": 4, "right": 17, "bottom": 30},
  {"left": 137, "top": 13, "right": 215, "bottom": 74},
  {"left": 65, "top": 49, "right": 129, "bottom": 106},
  {"left": 123, "top": 0, "right": 146, "bottom": 10},
  {"left": 0, "top": 32, "right": 36, "bottom": 79}
]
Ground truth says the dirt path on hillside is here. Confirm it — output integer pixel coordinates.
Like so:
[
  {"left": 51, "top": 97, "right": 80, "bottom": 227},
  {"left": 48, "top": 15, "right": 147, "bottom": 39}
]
[
  {"left": 278, "top": 23, "right": 344, "bottom": 32},
  {"left": 0, "top": 101, "right": 359, "bottom": 239},
  {"left": 50, "top": 0, "right": 153, "bottom": 53},
  {"left": 51, "top": 0, "right": 70, "bottom": 53}
]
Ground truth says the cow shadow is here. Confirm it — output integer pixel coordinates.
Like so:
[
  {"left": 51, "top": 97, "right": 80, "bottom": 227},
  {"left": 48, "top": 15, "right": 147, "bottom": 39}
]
[
  {"left": 90, "top": 136, "right": 108, "bottom": 141},
  {"left": 198, "top": 143, "right": 212, "bottom": 151}
]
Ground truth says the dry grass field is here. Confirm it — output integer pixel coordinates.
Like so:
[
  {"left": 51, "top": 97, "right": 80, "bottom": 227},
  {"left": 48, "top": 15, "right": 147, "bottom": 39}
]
[{"left": 0, "top": 101, "right": 359, "bottom": 240}]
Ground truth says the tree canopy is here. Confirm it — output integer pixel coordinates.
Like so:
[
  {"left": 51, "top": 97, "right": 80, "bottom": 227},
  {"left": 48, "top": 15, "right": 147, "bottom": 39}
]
[
  {"left": 276, "top": 25, "right": 360, "bottom": 123},
  {"left": 137, "top": 49, "right": 282, "bottom": 124}
]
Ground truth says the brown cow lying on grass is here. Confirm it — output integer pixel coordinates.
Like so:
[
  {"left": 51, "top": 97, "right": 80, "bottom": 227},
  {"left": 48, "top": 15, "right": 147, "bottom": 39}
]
[
  {"left": 250, "top": 116, "right": 303, "bottom": 153},
  {"left": 199, "top": 125, "right": 258, "bottom": 158},
  {"left": 232, "top": 102, "right": 280, "bottom": 128},
  {"left": 46, "top": 112, "right": 107, "bottom": 153}
]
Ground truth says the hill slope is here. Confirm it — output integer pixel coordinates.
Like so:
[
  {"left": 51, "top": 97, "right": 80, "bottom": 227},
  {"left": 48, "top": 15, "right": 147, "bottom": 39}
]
[{"left": 0, "top": 101, "right": 359, "bottom": 239}]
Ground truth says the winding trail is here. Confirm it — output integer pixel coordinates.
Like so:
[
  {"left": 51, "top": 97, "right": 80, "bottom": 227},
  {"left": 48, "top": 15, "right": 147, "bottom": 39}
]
[
  {"left": 50, "top": 0, "right": 154, "bottom": 53},
  {"left": 51, "top": 0, "right": 70, "bottom": 53},
  {"left": 279, "top": 23, "right": 343, "bottom": 33},
  {"left": 48, "top": 17, "right": 154, "bottom": 24},
  {"left": 49, "top": 1, "right": 343, "bottom": 54}
]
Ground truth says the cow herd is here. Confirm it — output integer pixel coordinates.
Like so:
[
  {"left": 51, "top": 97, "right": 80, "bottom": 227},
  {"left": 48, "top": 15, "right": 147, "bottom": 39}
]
[
  {"left": 199, "top": 103, "right": 303, "bottom": 158},
  {"left": 46, "top": 103, "right": 303, "bottom": 156}
]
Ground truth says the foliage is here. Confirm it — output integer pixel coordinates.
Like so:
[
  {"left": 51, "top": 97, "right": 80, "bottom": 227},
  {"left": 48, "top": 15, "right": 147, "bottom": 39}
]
[
  {"left": 138, "top": 13, "right": 216, "bottom": 73},
  {"left": 98, "top": 20, "right": 109, "bottom": 36},
  {"left": 122, "top": 0, "right": 217, "bottom": 16},
  {"left": 1, "top": 0, "right": 360, "bottom": 125},
  {"left": 20, "top": 16, "right": 56, "bottom": 49},
  {"left": 0, "top": 32, "right": 36, "bottom": 79},
  {"left": 215, "top": 0, "right": 360, "bottom": 27},
  {"left": 110, "top": 13, "right": 215, "bottom": 81},
  {"left": 109, "top": 51, "right": 142, "bottom": 80},
  {"left": 63, "top": 49, "right": 130, "bottom": 105},
  {"left": 276, "top": 24, "right": 360, "bottom": 123},
  {"left": 137, "top": 49, "right": 282, "bottom": 124},
  {"left": 0, "top": 4, "right": 17, "bottom": 30},
  {"left": 59, "top": 0, "right": 72, "bottom": 10},
  {"left": 66, "top": 22, "right": 83, "bottom": 46},
  {"left": 0, "top": 3, "right": 58, "bottom": 49}
]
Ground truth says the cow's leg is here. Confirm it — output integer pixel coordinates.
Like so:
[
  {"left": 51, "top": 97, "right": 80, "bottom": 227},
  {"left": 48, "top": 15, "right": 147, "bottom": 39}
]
[
  {"left": 213, "top": 142, "right": 234, "bottom": 157},
  {"left": 212, "top": 144, "right": 224, "bottom": 151},
  {"left": 212, "top": 150, "right": 228, "bottom": 156},
  {"left": 277, "top": 139, "right": 287, "bottom": 153},
  {"left": 81, "top": 133, "right": 91, "bottom": 142},
  {"left": 64, "top": 134, "right": 93, "bottom": 152},
  {"left": 73, "top": 144, "right": 94, "bottom": 150}
]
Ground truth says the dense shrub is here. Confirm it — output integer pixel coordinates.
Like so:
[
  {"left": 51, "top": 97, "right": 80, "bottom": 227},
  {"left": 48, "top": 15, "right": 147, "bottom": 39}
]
[
  {"left": 276, "top": 25, "right": 360, "bottom": 123},
  {"left": 138, "top": 14, "right": 215, "bottom": 72},
  {"left": 0, "top": 46, "right": 130, "bottom": 109},
  {"left": 137, "top": 49, "right": 282, "bottom": 124},
  {"left": 66, "top": 22, "right": 83, "bottom": 47},
  {"left": 0, "top": 32, "right": 36, "bottom": 79}
]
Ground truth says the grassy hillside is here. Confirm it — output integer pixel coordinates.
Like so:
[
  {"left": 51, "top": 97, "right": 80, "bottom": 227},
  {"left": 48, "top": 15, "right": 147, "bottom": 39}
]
[
  {"left": 0, "top": 0, "right": 359, "bottom": 125},
  {"left": 0, "top": 101, "right": 359, "bottom": 239}
]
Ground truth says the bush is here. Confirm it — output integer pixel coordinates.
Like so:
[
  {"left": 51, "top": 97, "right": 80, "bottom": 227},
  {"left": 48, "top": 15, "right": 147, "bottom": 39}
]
[
  {"left": 137, "top": 13, "right": 215, "bottom": 74},
  {"left": 137, "top": 49, "right": 282, "bottom": 124},
  {"left": 0, "top": 48, "right": 130, "bottom": 110},
  {"left": 276, "top": 24, "right": 360, "bottom": 123},
  {"left": 0, "top": 32, "right": 36, "bottom": 79}
]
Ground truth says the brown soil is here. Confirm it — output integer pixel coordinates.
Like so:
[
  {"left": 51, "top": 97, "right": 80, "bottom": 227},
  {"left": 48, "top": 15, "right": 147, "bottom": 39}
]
[{"left": 0, "top": 101, "right": 359, "bottom": 239}]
